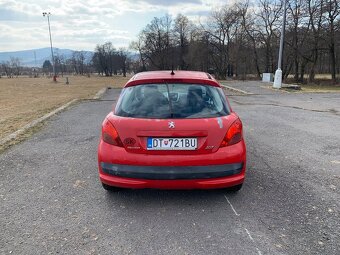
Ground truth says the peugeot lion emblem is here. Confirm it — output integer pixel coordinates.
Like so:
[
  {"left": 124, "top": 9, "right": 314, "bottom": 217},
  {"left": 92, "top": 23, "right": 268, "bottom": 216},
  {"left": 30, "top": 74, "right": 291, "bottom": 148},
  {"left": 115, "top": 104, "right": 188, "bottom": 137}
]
[{"left": 168, "top": 121, "right": 175, "bottom": 129}]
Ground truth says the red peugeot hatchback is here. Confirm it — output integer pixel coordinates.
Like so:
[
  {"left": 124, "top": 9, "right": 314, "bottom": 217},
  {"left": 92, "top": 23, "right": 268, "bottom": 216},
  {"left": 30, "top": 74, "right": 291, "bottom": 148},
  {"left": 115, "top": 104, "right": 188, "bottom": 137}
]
[{"left": 98, "top": 71, "right": 246, "bottom": 191}]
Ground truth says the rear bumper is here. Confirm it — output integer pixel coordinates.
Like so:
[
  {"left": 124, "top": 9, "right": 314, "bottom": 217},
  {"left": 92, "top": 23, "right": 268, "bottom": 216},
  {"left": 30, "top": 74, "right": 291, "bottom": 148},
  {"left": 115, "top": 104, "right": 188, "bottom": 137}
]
[
  {"left": 99, "top": 169, "right": 244, "bottom": 190},
  {"left": 99, "top": 162, "right": 245, "bottom": 190},
  {"left": 100, "top": 162, "right": 243, "bottom": 180}
]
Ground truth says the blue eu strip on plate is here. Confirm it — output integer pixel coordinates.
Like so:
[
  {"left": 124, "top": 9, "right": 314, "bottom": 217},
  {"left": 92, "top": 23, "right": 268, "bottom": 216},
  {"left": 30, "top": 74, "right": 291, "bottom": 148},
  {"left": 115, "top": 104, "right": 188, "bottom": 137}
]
[{"left": 147, "top": 138, "right": 152, "bottom": 148}]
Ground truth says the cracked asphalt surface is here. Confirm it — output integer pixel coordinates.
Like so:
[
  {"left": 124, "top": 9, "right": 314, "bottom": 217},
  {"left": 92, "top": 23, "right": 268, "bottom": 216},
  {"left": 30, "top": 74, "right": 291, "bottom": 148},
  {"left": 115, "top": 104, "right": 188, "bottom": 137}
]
[{"left": 1, "top": 82, "right": 339, "bottom": 254}]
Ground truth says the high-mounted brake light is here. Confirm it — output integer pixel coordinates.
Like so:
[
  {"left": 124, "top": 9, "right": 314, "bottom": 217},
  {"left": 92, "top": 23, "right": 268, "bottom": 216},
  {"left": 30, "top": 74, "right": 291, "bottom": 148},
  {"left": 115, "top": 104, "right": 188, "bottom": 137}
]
[
  {"left": 102, "top": 118, "right": 123, "bottom": 147},
  {"left": 220, "top": 119, "right": 243, "bottom": 147}
]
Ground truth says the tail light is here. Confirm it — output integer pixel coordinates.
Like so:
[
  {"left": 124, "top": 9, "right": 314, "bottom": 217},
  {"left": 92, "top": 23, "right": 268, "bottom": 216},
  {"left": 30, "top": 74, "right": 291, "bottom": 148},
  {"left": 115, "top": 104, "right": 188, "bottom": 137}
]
[
  {"left": 102, "top": 118, "right": 123, "bottom": 147},
  {"left": 220, "top": 119, "right": 243, "bottom": 147}
]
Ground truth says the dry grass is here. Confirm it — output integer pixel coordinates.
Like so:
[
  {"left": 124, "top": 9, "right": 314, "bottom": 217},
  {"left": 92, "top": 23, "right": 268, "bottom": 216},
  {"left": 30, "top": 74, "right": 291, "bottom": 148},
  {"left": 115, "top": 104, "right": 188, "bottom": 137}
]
[
  {"left": 0, "top": 75, "right": 130, "bottom": 140},
  {"left": 286, "top": 74, "right": 336, "bottom": 79},
  {"left": 299, "top": 84, "right": 340, "bottom": 93}
]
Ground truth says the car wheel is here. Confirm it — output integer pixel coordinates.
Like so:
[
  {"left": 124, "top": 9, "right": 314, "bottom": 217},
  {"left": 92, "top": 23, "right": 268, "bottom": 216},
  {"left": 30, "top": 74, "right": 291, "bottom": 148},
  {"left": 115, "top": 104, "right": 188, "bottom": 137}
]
[
  {"left": 228, "top": 183, "right": 243, "bottom": 192},
  {"left": 102, "top": 183, "right": 123, "bottom": 192}
]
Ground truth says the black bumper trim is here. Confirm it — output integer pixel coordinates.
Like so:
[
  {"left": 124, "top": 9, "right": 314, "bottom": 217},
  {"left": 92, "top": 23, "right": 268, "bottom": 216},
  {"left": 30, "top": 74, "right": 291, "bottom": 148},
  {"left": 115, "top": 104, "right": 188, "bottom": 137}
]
[{"left": 100, "top": 162, "right": 243, "bottom": 180}]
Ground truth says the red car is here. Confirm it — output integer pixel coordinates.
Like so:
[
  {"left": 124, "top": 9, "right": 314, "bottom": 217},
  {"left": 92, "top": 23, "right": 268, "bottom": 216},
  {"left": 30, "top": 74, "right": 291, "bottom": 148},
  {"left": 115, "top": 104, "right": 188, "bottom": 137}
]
[{"left": 98, "top": 71, "right": 246, "bottom": 191}]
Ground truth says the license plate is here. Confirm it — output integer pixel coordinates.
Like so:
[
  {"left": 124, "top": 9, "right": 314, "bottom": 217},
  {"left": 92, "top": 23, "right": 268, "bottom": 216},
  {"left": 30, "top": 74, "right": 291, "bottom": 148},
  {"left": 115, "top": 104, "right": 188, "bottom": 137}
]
[{"left": 147, "top": 137, "right": 197, "bottom": 150}]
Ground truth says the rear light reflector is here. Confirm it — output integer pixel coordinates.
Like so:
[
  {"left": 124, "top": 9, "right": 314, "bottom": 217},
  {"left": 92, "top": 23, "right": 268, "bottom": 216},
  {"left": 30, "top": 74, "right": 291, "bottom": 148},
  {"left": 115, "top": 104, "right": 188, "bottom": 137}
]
[
  {"left": 102, "top": 118, "right": 123, "bottom": 147},
  {"left": 220, "top": 119, "right": 243, "bottom": 147}
]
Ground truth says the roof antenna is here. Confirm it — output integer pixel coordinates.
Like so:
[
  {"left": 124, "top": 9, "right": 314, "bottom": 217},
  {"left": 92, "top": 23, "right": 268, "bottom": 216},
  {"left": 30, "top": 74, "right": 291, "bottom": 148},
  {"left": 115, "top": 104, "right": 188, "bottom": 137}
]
[{"left": 171, "top": 65, "right": 175, "bottom": 75}]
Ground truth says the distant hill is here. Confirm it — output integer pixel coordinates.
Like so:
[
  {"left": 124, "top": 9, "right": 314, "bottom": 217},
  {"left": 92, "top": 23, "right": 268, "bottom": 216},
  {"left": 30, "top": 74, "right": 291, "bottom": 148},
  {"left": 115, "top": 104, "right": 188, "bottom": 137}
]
[{"left": 0, "top": 47, "right": 93, "bottom": 67}]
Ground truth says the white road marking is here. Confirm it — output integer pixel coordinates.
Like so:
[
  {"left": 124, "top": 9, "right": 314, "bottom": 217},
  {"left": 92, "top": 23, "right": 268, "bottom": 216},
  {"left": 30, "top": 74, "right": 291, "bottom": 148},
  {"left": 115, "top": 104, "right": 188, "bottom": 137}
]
[
  {"left": 331, "top": 160, "right": 340, "bottom": 164},
  {"left": 224, "top": 195, "right": 240, "bottom": 216},
  {"left": 244, "top": 228, "right": 254, "bottom": 241},
  {"left": 223, "top": 195, "right": 263, "bottom": 255},
  {"left": 245, "top": 228, "right": 263, "bottom": 255},
  {"left": 256, "top": 247, "right": 263, "bottom": 255},
  {"left": 221, "top": 84, "right": 252, "bottom": 95}
]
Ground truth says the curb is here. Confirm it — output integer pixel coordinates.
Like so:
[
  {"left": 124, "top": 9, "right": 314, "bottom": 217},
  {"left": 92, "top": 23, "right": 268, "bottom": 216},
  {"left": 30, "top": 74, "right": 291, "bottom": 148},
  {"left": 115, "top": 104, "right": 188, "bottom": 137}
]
[
  {"left": 260, "top": 85, "right": 291, "bottom": 93},
  {"left": 220, "top": 84, "right": 252, "bottom": 95},
  {"left": 0, "top": 87, "right": 109, "bottom": 147},
  {"left": 93, "top": 87, "right": 108, "bottom": 99},
  {"left": 262, "top": 82, "right": 301, "bottom": 90}
]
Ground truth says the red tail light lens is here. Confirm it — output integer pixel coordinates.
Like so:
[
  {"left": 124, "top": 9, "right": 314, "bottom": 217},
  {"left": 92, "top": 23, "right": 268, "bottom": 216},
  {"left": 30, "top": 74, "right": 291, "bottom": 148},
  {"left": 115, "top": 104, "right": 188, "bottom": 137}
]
[
  {"left": 102, "top": 118, "right": 123, "bottom": 147},
  {"left": 220, "top": 119, "right": 243, "bottom": 147}
]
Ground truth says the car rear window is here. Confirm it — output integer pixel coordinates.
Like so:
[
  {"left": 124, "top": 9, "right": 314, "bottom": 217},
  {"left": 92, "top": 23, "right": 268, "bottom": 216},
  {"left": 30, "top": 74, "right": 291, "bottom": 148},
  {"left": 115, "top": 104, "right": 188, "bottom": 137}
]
[{"left": 115, "top": 83, "right": 230, "bottom": 119}]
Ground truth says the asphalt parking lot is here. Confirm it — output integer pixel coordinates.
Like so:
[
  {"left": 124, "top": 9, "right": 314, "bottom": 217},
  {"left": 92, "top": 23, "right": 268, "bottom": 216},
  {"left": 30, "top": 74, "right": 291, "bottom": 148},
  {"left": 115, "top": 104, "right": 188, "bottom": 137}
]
[{"left": 1, "top": 82, "right": 339, "bottom": 254}]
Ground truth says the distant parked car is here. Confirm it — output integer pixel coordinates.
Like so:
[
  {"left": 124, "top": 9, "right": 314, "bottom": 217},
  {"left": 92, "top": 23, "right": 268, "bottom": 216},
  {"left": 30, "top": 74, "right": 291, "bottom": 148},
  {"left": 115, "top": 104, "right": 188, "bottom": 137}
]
[{"left": 98, "top": 70, "right": 246, "bottom": 191}]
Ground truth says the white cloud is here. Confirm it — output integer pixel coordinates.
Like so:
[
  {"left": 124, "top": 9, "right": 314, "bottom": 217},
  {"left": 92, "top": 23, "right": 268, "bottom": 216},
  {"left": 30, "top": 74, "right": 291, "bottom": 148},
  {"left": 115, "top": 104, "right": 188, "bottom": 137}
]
[{"left": 0, "top": 0, "right": 222, "bottom": 52}]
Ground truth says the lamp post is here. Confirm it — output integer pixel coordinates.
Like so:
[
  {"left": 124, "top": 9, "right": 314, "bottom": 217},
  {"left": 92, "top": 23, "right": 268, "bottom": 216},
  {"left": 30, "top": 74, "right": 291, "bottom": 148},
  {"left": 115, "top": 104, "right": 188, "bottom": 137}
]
[
  {"left": 273, "top": 0, "right": 288, "bottom": 89},
  {"left": 42, "top": 12, "right": 56, "bottom": 82}
]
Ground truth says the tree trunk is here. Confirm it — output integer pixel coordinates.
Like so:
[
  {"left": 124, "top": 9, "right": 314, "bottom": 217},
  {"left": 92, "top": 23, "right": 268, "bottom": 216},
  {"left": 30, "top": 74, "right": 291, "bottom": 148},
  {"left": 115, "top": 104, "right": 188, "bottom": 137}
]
[
  {"left": 309, "top": 49, "right": 318, "bottom": 83},
  {"left": 251, "top": 40, "right": 261, "bottom": 78},
  {"left": 329, "top": 19, "right": 336, "bottom": 83},
  {"left": 300, "top": 60, "right": 307, "bottom": 83},
  {"left": 293, "top": 28, "right": 299, "bottom": 82},
  {"left": 294, "top": 59, "right": 299, "bottom": 82}
]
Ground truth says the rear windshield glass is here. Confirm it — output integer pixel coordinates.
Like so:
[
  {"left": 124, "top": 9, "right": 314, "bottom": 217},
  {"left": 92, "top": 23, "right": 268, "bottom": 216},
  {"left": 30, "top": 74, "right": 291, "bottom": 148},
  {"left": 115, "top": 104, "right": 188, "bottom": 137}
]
[{"left": 115, "top": 83, "right": 230, "bottom": 119}]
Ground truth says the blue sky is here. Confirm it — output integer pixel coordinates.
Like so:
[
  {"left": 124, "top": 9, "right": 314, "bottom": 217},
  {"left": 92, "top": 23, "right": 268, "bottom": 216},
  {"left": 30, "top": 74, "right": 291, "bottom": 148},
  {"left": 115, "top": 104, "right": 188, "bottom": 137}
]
[{"left": 0, "top": 0, "right": 227, "bottom": 52}]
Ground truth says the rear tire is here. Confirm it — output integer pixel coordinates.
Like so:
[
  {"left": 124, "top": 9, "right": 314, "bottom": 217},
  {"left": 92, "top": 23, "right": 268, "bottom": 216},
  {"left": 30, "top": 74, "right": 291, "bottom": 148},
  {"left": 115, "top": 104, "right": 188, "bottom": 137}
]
[
  {"left": 228, "top": 183, "right": 243, "bottom": 192},
  {"left": 102, "top": 183, "right": 123, "bottom": 192}
]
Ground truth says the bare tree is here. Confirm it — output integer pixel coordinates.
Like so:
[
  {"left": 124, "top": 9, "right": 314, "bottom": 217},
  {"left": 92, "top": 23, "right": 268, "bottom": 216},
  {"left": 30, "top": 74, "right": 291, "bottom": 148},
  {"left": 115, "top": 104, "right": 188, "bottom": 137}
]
[
  {"left": 285, "top": 0, "right": 308, "bottom": 81},
  {"left": 204, "top": 4, "right": 241, "bottom": 78},
  {"left": 130, "top": 37, "right": 147, "bottom": 71},
  {"left": 138, "top": 15, "right": 173, "bottom": 70},
  {"left": 42, "top": 60, "right": 52, "bottom": 75},
  {"left": 118, "top": 48, "right": 129, "bottom": 77},
  {"left": 255, "top": 0, "right": 282, "bottom": 73},
  {"left": 92, "top": 42, "right": 130, "bottom": 76},
  {"left": 54, "top": 54, "right": 67, "bottom": 76},
  {"left": 1, "top": 61, "right": 12, "bottom": 78},
  {"left": 307, "top": 0, "right": 325, "bottom": 82},
  {"left": 324, "top": 0, "right": 340, "bottom": 82},
  {"left": 173, "top": 14, "right": 192, "bottom": 70},
  {"left": 186, "top": 28, "right": 210, "bottom": 72},
  {"left": 10, "top": 57, "right": 21, "bottom": 77},
  {"left": 238, "top": 1, "right": 262, "bottom": 78}
]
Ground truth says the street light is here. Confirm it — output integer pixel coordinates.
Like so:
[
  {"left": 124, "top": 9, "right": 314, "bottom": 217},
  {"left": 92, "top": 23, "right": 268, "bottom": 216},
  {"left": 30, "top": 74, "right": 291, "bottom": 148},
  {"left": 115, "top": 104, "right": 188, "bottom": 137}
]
[
  {"left": 42, "top": 12, "right": 56, "bottom": 82},
  {"left": 273, "top": 0, "right": 288, "bottom": 89}
]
